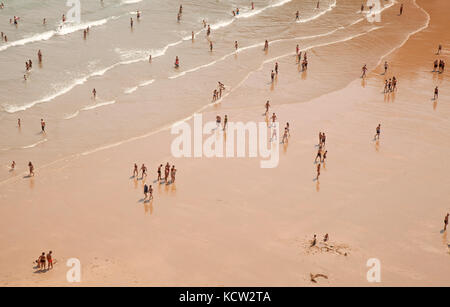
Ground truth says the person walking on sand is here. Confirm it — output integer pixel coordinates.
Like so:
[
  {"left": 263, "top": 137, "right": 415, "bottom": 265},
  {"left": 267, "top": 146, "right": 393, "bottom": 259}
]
[
  {"left": 271, "top": 113, "right": 277, "bottom": 127},
  {"left": 171, "top": 166, "right": 176, "bottom": 183},
  {"left": 164, "top": 162, "right": 170, "bottom": 183},
  {"left": 157, "top": 164, "right": 163, "bottom": 181},
  {"left": 133, "top": 163, "right": 138, "bottom": 177},
  {"left": 92, "top": 88, "right": 97, "bottom": 99},
  {"left": 282, "top": 126, "right": 289, "bottom": 144},
  {"left": 444, "top": 213, "right": 449, "bottom": 231},
  {"left": 40, "top": 119, "right": 46, "bottom": 132},
  {"left": 374, "top": 124, "right": 381, "bottom": 140},
  {"left": 143, "top": 184, "right": 149, "bottom": 200},
  {"left": 265, "top": 100, "right": 271, "bottom": 115},
  {"left": 38, "top": 49, "right": 42, "bottom": 63},
  {"left": 362, "top": 64, "right": 368, "bottom": 78},
  {"left": 148, "top": 185, "right": 153, "bottom": 199},
  {"left": 174, "top": 56, "right": 180, "bottom": 68},
  {"left": 223, "top": 115, "right": 228, "bottom": 131},
  {"left": 434, "top": 86, "right": 439, "bottom": 100},
  {"left": 28, "top": 162, "right": 34, "bottom": 177},
  {"left": 140, "top": 164, "right": 147, "bottom": 179},
  {"left": 46, "top": 251, "right": 53, "bottom": 269},
  {"left": 322, "top": 150, "right": 328, "bottom": 163},
  {"left": 264, "top": 40, "right": 269, "bottom": 51}
]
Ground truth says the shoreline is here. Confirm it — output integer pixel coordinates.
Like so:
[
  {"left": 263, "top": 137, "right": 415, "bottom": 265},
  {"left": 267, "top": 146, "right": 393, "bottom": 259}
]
[{"left": 1, "top": 0, "right": 449, "bottom": 286}]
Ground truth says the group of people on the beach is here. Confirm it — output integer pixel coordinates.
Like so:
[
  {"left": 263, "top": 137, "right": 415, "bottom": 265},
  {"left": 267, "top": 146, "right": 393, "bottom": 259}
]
[
  {"left": 311, "top": 233, "right": 329, "bottom": 247},
  {"left": 35, "top": 251, "right": 53, "bottom": 271},
  {"left": 215, "top": 114, "right": 229, "bottom": 131},
  {"left": 212, "top": 82, "right": 226, "bottom": 101},
  {"left": 315, "top": 132, "right": 328, "bottom": 180},
  {"left": 432, "top": 59, "right": 445, "bottom": 73},
  {"left": 133, "top": 162, "right": 177, "bottom": 201}
]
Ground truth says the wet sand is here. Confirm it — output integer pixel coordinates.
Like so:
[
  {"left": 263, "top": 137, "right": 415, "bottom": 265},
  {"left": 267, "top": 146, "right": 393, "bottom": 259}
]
[{"left": 0, "top": 0, "right": 449, "bottom": 286}]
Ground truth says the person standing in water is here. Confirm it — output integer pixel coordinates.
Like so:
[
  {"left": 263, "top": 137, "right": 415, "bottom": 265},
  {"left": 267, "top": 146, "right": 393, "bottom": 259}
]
[
  {"left": 38, "top": 50, "right": 42, "bottom": 63},
  {"left": 434, "top": 86, "right": 439, "bottom": 100},
  {"left": 40, "top": 119, "right": 46, "bottom": 132},
  {"left": 235, "top": 41, "right": 238, "bottom": 50},
  {"left": 130, "top": 17, "right": 134, "bottom": 28},
  {"left": 444, "top": 213, "right": 449, "bottom": 231},
  {"left": 399, "top": 3, "right": 403, "bottom": 15},
  {"left": 296, "top": 10, "right": 299, "bottom": 21},
  {"left": 210, "top": 41, "right": 213, "bottom": 52},
  {"left": 275, "top": 62, "right": 279, "bottom": 75},
  {"left": 133, "top": 163, "right": 138, "bottom": 177},
  {"left": 264, "top": 40, "right": 269, "bottom": 51},
  {"left": 271, "top": 70, "right": 275, "bottom": 82},
  {"left": 175, "top": 56, "right": 179, "bottom": 68},
  {"left": 141, "top": 164, "right": 147, "bottom": 179},
  {"left": 92, "top": 88, "right": 97, "bottom": 99},
  {"left": 143, "top": 184, "right": 149, "bottom": 200},
  {"left": 223, "top": 115, "right": 228, "bottom": 131},
  {"left": 11, "top": 161, "right": 16, "bottom": 170},
  {"left": 18, "top": 118, "right": 21, "bottom": 128},
  {"left": 157, "top": 164, "right": 163, "bottom": 181}
]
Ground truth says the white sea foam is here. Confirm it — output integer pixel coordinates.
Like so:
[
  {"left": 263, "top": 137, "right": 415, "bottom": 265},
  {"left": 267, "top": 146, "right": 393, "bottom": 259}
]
[{"left": 22, "top": 138, "right": 48, "bottom": 149}]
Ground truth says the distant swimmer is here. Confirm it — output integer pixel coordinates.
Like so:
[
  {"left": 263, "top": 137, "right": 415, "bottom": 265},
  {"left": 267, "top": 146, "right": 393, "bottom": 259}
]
[
  {"left": 322, "top": 150, "right": 327, "bottom": 163},
  {"left": 92, "top": 88, "right": 97, "bottom": 99},
  {"left": 444, "top": 213, "right": 449, "bottom": 231},
  {"left": 264, "top": 40, "right": 269, "bottom": 51},
  {"left": 361, "top": 64, "right": 368, "bottom": 78},
  {"left": 315, "top": 148, "right": 322, "bottom": 163},
  {"left": 202, "top": 19, "right": 207, "bottom": 28},
  {"left": 41, "top": 118, "right": 46, "bottom": 132},
  {"left": 434, "top": 86, "right": 438, "bottom": 100},
  {"left": 235, "top": 41, "right": 238, "bottom": 50},
  {"left": 148, "top": 185, "right": 153, "bottom": 199},
  {"left": 28, "top": 162, "right": 34, "bottom": 177},
  {"left": 296, "top": 10, "right": 299, "bottom": 20},
  {"left": 174, "top": 56, "right": 180, "bottom": 68},
  {"left": 271, "top": 113, "right": 277, "bottom": 127},
  {"left": 236, "top": 8, "right": 240, "bottom": 15},
  {"left": 177, "top": 13, "right": 181, "bottom": 22},
  {"left": 164, "top": 162, "right": 170, "bottom": 183},
  {"left": 38, "top": 50, "right": 42, "bottom": 63},
  {"left": 179, "top": 4, "right": 183, "bottom": 14},
  {"left": 23, "top": 74, "right": 27, "bottom": 81},
  {"left": 83, "top": 29, "right": 87, "bottom": 39},
  {"left": 374, "top": 124, "right": 381, "bottom": 140},
  {"left": 399, "top": 3, "right": 403, "bottom": 15}
]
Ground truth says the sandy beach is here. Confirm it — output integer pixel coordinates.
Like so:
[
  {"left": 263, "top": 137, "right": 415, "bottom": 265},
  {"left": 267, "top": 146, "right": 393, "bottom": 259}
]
[{"left": 0, "top": 0, "right": 449, "bottom": 286}]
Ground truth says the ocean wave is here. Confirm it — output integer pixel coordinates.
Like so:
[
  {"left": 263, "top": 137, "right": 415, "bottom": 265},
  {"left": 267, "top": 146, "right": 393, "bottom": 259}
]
[
  {"left": 296, "top": 0, "right": 337, "bottom": 23},
  {"left": 124, "top": 79, "right": 155, "bottom": 94},
  {"left": 22, "top": 138, "right": 48, "bottom": 149},
  {"left": 0, "top": 17, "right": 119, "bottom": 53}
]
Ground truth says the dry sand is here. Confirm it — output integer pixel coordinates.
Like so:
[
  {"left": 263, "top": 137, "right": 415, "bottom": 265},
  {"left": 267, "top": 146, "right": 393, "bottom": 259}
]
[{"left": 0, "top": 0, "right": 449, "bottom": 286}]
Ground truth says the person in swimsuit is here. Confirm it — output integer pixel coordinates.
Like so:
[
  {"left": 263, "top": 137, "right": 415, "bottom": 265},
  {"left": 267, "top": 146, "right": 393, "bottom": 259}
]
[
  {"left": 223, "top": 115, "right": 228, "bottom": 131},
  {"left": 275, "top": 62, "right": 279, "bottom": 75},
  {"left": 235, "top": 41, "right": 238, "bottom": 50},
  {"left": 315, "top": 148, "right": 322, "bottom": 163},
  {"left": 144, "top": 184, "right": 149, "bottom": 200},
  {"left": 296, "top": 10, "right": 299, "bottom": 20},
  {"left": 362, "top": 64, "right": 368, "bottom": 78},
  {"left": 322, "top": 150, "right": 328, "bottom": 163},
  {"left": 170, "top": 166, "right": 176, "bottom": 183},
  {"left": 175, "top": 56, "right": 180, "bottom": 68},
  {"left": 133, "top": 163, "right": 138, "bottom": 177},
  {"left": 39, "top": 252, "right": 46, "bottom": 270},
  {"left": 164, "top": 162, "right": 170, "bottom": 183},
  {"left": 271, "top": 70, "right": 275, "bottom": 82},
  {"left": 148, "top": 185, "right": 153, "bottom": 199},
  {"left": 434, "top": 86, "right": 439, "bottom": 100},
  {"left": 141, "top": 164, "right": 147, "bottom": 179},
  {"left": 207, "top": 25, "right": 211, "bottom": 36},
  {"left": 28, "top": 162, "right": 34, "bottom": 176},
  {"left": 271, "top": 113, "right": 277, "bottom": 127},
  {"left": 437, "top": 44, "right": 442, "bottom": 55},
  {"left": 264, "top": 40, "right": 269, "bottom": 51},
  {"left": 384, "top": 61, "right": 388, "bottom": 74},
  {"left": 192, "top": 31, "right": 194, "bottom": 41},
  {"left": 444, "top": 213, "right": 449, "bottom": 231},
  {"left": 46, "top": 251, "right": 53, "bottom": 269},
  {"left": 157, "top": 164, "right": 163, "bottom": 181},
  {"left": 311, "top": 234, "right": 317, "bottom": 247},
  {"left": 210, "top": 41, "right": 213, "bottom": 52},
  {"left": 41, "top": 119, "right": 46, "bottom": 132},
  {"left": 323, "top": 233, "right": 329, "bottom": 242},
  {"left": 399, "top": 4, "right": 403, "bottom": 15},
  {"left": 265, "top": 100, "right": 270, "bottom": 115},
  {"left": 216, "top": 115, "right": 221, "bottom": 128},
  {"left": 38, "top": 50, "right": 42, "bottom": 63},
  {"left": 130, "top": 17, "right": 134, "bottom": 28},
  {"left": 316, "top": 163, "right": 321, "bottom": 179},
  {"left": 374, "top": 124, "right": 381, "bottom": 140},
  {"left": 92, "top": 88, "right": 97, "bottom": 99},
  {"left": 11, "top": 161, "right": 16, "bottom": 170}
]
